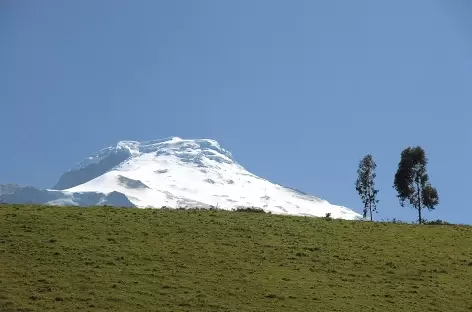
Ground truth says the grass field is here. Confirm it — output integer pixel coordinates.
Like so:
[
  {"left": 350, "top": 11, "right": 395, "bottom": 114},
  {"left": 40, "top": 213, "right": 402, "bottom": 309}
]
[{"left": 1, "top": 204, "right": 472, "bottom": 312}]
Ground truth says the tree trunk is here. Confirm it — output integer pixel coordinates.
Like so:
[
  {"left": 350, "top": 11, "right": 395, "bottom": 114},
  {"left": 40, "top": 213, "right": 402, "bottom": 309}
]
[
  {"left": 369, "top": 200, "right": 373, "bottom": 222},
  {"left": 416, "top": 180, "right": 422, "bottom": 224}
]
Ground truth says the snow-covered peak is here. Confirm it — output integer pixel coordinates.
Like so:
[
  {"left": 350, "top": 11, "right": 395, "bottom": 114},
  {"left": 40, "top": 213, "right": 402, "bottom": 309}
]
[
  {"left": 53, "top": 137, "right": 236, "bottom": 190},
  {"left": 50, "top": 136, "right": 362, "bottom": 220},
  {"left": 75, "top": 137, "right": 233, "bottom": 171}
]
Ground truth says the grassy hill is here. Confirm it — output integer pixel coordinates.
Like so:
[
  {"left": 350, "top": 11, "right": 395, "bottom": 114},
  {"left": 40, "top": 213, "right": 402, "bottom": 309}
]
[{"left": 1, "top": 205, "right": 472, "bottom": 312}]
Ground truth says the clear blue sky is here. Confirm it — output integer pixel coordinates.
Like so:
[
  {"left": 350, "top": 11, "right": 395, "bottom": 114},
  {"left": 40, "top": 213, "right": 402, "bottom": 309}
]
[{"left": 2, "top": 0, "right": 471, "bottom": 224}]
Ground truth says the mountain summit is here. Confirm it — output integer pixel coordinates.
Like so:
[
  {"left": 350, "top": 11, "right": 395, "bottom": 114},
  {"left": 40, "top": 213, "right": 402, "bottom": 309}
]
[{"left": 2, "top": 137, "right": 361, "bottom": 220}]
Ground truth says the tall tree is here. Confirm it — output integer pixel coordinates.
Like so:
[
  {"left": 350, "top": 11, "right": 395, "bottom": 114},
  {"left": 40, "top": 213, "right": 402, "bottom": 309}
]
[
  {"left": 393, "top": 146, "right": 439, "bottom": 224},
  {"left": 355, "top": 154, "right": 379, "bottom": 221}
]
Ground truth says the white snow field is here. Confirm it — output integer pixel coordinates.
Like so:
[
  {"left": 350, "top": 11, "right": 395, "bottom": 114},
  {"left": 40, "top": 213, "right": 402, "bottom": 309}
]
[{"left": 58, "top": 137, "right": 361, "bottom": 220}]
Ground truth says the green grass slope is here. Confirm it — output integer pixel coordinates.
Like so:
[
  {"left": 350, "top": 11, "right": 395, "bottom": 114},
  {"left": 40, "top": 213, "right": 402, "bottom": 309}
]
[{"left": 1, "top": 205, "right": 472, "bottom": 312}]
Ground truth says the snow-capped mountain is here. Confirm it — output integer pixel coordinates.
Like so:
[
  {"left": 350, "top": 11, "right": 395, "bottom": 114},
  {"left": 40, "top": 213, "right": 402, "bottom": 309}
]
[{"left": 1, "top": 137, "right": 361, "bottom": 220}]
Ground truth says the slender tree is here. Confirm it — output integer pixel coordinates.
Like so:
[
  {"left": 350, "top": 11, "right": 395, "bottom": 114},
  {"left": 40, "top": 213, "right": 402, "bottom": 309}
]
[
  {"left": 355, "top": 154, "right": 379, "bottom": 221},
  {"left": 393, "top": 146, "right": 439, "bottom": 224}
]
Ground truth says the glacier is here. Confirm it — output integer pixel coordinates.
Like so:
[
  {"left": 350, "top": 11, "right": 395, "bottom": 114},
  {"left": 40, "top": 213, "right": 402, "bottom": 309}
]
[{"left": 0, "top": 137, "right": 362, "bottom": 220}]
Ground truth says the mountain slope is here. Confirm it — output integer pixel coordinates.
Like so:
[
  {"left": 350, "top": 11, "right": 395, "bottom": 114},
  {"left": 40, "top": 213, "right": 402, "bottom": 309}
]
[
  {"left": 1, "top": 137, "right": 361, "bottom": 219},
  {"left": 2, "top": 205, "right": 471, "bottom": 312},
  {"left": 0, "top": 184, "right": 135, "bottom": 208},
  {"left": 61, "top": 137, "right": 360, "bottom": 219}
]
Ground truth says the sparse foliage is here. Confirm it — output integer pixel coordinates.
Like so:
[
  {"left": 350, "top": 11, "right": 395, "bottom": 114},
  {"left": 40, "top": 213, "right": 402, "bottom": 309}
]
[
  {"left": 234, "top": 207, "right": 266, "bottom": 213},
  {"left": 355, "top": 154, "right": 379, "bottom": 221},
  {"left": 393, "top": 146, "right": 439, "bottom": 224},
  {"left": 424, "top": 219, "right": 450, "bottom": 226}
]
